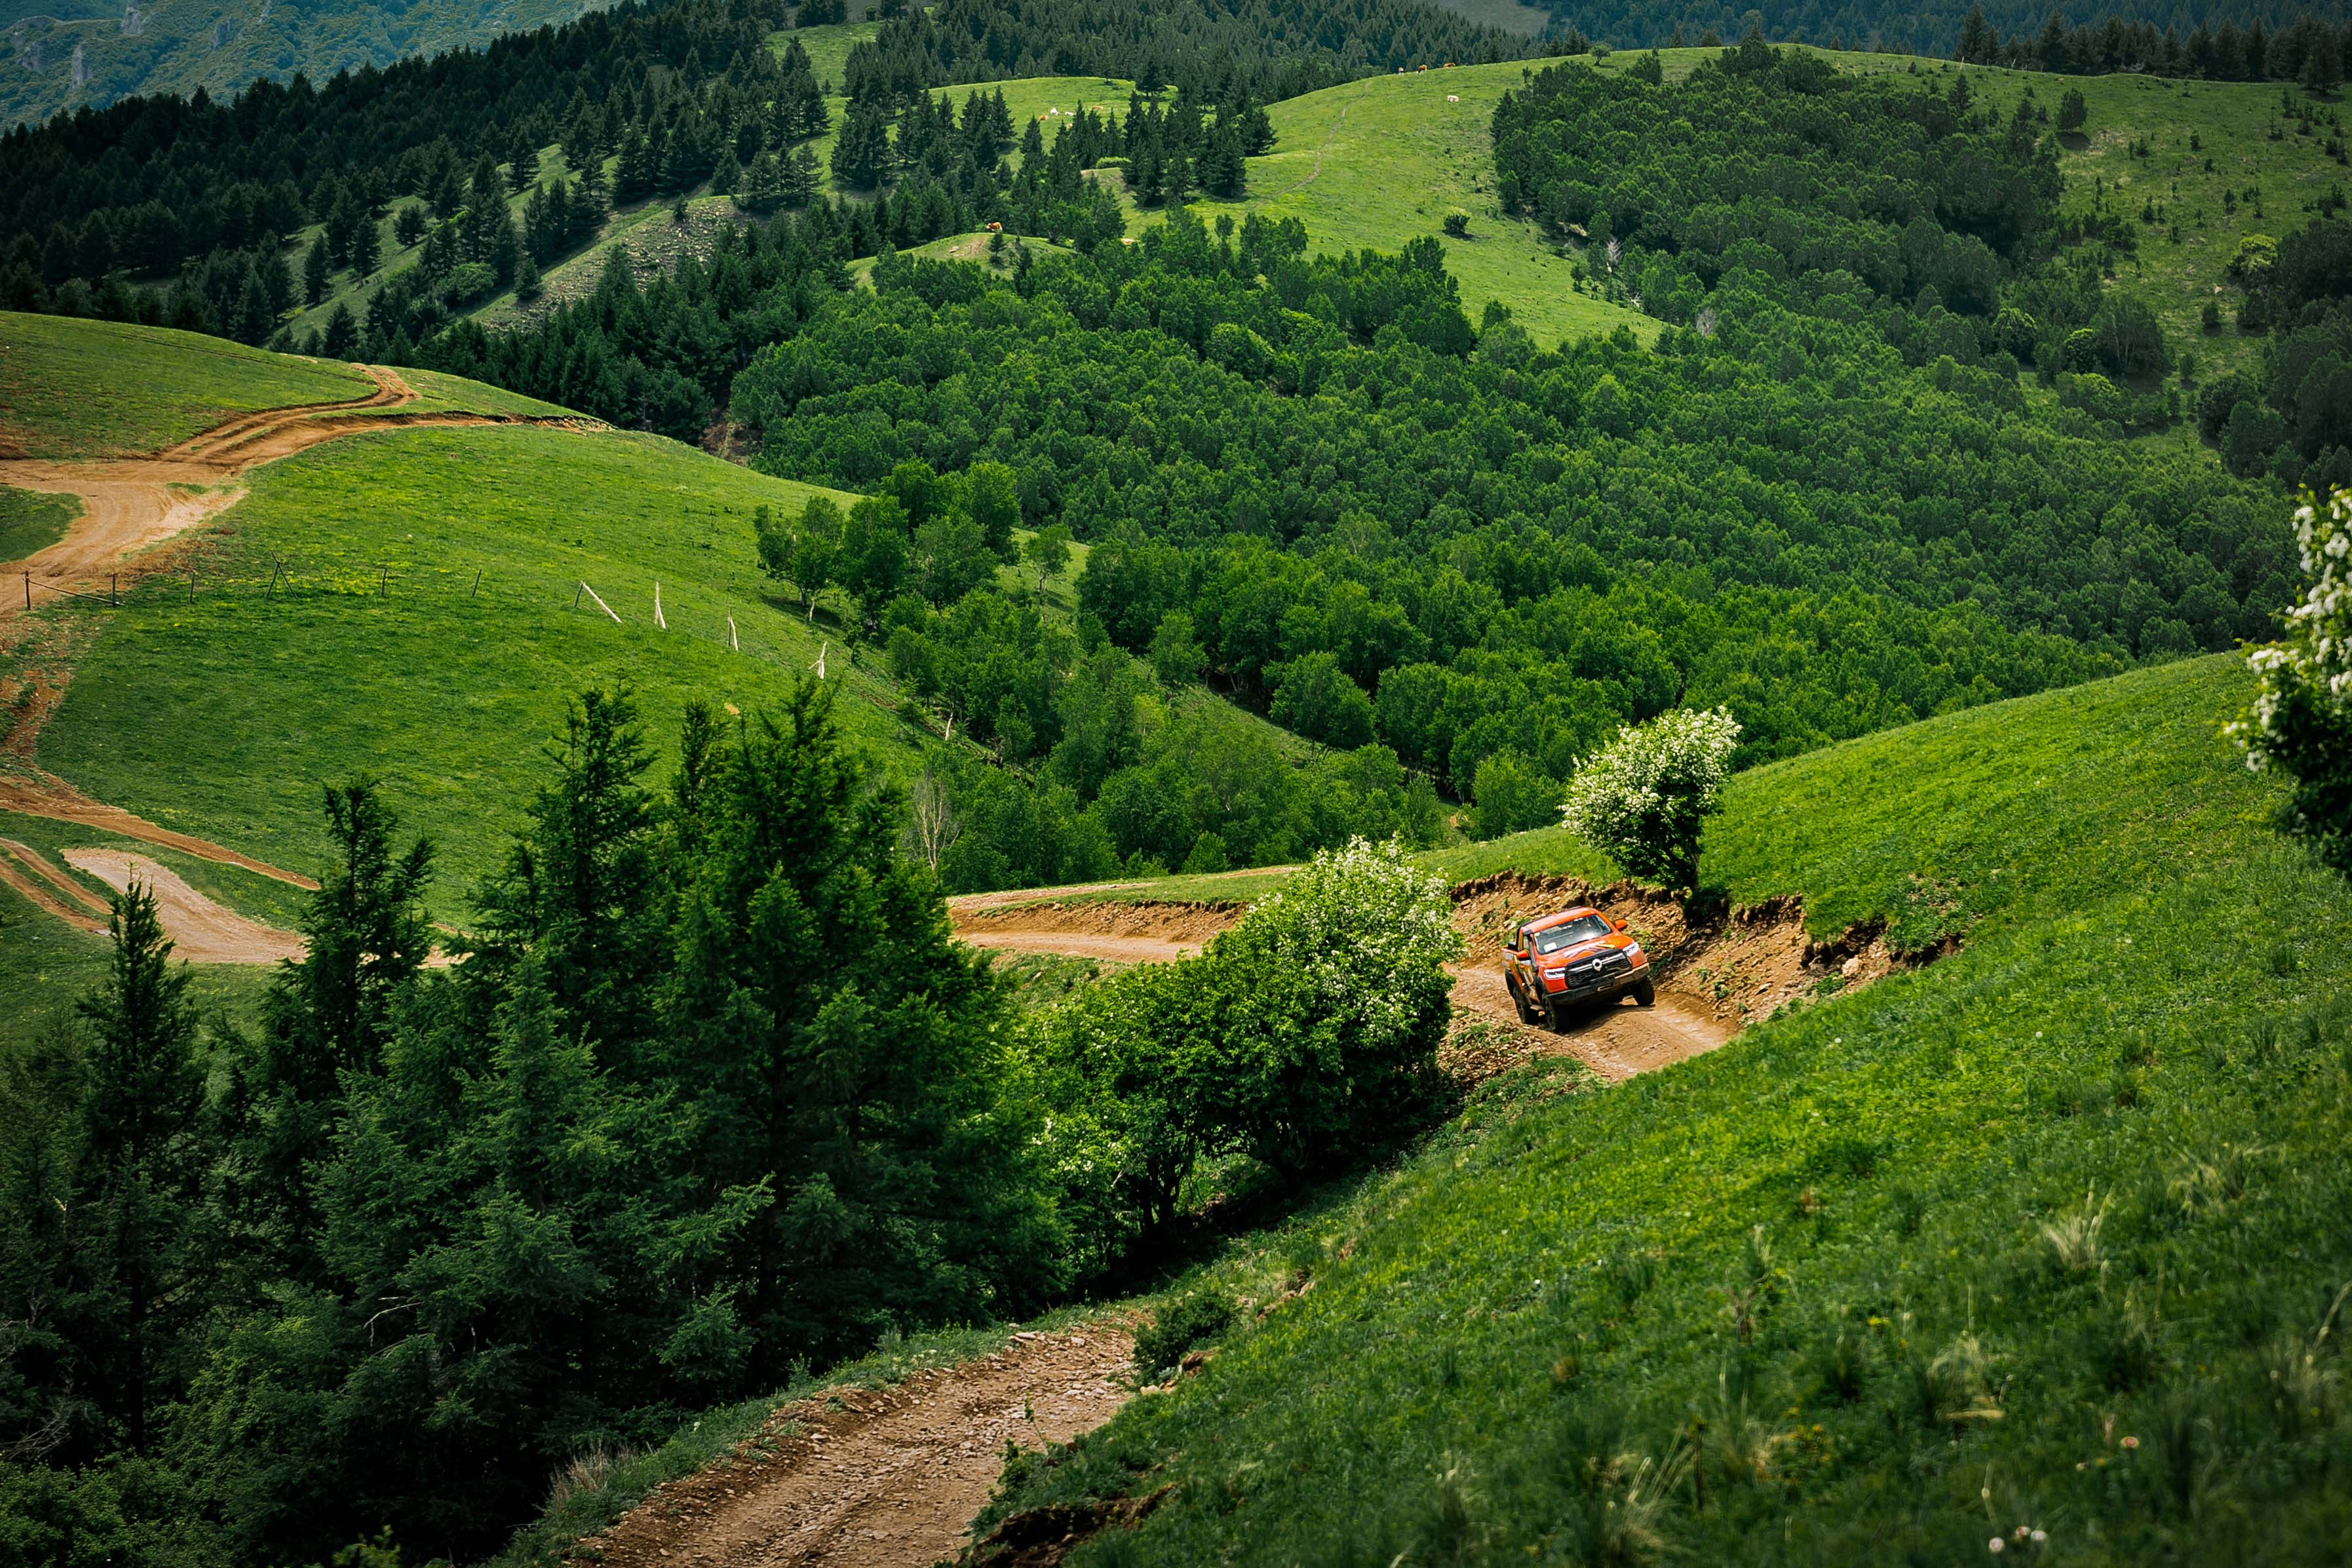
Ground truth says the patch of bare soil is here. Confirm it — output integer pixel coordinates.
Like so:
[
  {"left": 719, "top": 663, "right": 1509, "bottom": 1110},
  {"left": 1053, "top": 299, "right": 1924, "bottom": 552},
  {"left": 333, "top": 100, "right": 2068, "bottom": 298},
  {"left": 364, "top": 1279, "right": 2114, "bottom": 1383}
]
[
  {"left": 0, "top": 366, "right": 606, "bottom": 614},
  {"left": 60, "top": 848, "right": 303, "bottom": 963},
  {"left": 0, "top": 769, "right": 317, "bottom": 887},
  {"left": 0, "top": 835, "right": 107, "bottom": 933},
  {"left": 950, "top": 899, "right": 1243, "bottom": 966},
  {"left": 574, "top": 1328, "right": 1136, "bottom": 1568}
]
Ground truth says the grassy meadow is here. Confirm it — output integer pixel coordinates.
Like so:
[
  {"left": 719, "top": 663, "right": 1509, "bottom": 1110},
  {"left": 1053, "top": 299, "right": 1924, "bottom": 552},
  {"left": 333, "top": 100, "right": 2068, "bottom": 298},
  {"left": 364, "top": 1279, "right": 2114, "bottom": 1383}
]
[
  {"left": 961, "top": 652, "right": 2352, "bottom": 1561},
  {"left": 25, "top": 424, "right": 900, "bottom": 919},
  {"left": 1189, "top": 62, "right": 1663, "bottom": 352},
  {"left": 0, "top": 311, "right": 373, "bottom": 458},
  {"left": 0, "top": 486, "right": 76, "bottom": 564}
]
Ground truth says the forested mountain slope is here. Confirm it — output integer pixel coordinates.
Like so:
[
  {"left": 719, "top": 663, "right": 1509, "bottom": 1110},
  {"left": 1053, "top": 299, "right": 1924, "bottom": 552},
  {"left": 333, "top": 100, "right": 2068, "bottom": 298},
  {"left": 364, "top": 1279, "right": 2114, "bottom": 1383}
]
[{"left": 0, "top": 0, "right": 614, "bottom": 132}]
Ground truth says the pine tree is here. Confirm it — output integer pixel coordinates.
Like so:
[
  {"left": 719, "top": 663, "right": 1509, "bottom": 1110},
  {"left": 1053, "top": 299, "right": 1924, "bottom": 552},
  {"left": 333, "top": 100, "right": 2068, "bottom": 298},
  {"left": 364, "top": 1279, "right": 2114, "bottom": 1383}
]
[
  {"left": 250, "top": 783, "right": 433, "bottom": 1256},
  {"left": 348, "top": 208, "right": 379, "bottom": 277},
  {"left": 737, "top": 149, "right": 787, "bottom": 212},
  {"left": 302, "top": 235, "right": 330, "bottom": 306},
  {"left": 832, "top": 96, "right": 893, "bottom": 191},
  {"left": 76, "top": 883, "right": 205, "bottom": 1451},
  {"left": 474, "top": 689, "right": 663, "bottom": 1058},
  {"left": 321, "top": 299, "right": 357, "bottom": 356},
  {"left": 782, "top": 144, "right": 820, "bottom": 207},
  {"left": 1163, "top": 142, "right": 1193, "bottom": 206},
  {"left": 508, "top": 128, "right": 541, "bottom": 193},
  {"left": 615, "top": 126, "right": 655, "bottom": 203}
]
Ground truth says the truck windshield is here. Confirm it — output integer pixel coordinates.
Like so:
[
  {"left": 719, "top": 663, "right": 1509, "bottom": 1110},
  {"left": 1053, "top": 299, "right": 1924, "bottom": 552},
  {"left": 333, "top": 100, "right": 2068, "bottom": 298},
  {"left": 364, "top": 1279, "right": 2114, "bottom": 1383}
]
[{"left": 1533, "top": 915, "right": 1611, "bottom": 954}]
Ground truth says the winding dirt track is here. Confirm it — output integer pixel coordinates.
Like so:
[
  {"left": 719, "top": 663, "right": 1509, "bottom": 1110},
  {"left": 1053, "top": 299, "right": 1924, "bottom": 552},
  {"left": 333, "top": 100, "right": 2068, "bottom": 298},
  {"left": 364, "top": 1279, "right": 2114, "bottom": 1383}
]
[
  {"left": 0, "top": 364, "right": 606, "bottom": 948},
  {"left": 60, "top": 847, "right": 304, "bottom": 963},
  {"left": 0, "top": 365, "right": 602, "bottom": 616},
  {"left": 581, "top": 1329, "right": 1136, "bottom": 1568},
  {"left": 946, "top": 882, "right": 1746, "bottom": 1084}
]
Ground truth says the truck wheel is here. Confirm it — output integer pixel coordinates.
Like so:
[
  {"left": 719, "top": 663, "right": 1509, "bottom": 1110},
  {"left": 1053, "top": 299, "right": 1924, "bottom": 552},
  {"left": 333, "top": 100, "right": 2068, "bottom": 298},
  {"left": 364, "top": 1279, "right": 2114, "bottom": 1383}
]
[
  {"left": 1547, "top": 1000, "right": 1575, "bottom": 1032},
  {"left": 1632, "top": 979, "right": 1656, "bottom": 1007},
  {"left": 1509, "top": 977, "right": 1539, "bottom": 1025}
]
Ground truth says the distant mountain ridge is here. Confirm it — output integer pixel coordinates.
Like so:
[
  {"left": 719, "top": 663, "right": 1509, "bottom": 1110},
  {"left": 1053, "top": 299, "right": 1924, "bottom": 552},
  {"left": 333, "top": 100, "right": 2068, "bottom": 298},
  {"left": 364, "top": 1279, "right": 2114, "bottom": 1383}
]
[{"left": 1, "top": 0, "right": 613, "bottom": 129}]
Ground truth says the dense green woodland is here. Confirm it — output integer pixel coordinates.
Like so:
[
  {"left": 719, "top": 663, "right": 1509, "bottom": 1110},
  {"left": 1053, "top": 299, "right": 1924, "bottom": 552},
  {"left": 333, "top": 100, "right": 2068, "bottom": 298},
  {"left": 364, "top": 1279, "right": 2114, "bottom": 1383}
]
[
  {"left": 411, "top": 52, "right": 2288, "bottom": 871},
  {"left": 0, "top": 688, "right": 1460, "bottom": 1564},
  {"left": 2199, "top": 217, "right": 2352, "bottom": 485},
  {"left": 1535, "top": 2, "right": 2341, "bottom": 68}
]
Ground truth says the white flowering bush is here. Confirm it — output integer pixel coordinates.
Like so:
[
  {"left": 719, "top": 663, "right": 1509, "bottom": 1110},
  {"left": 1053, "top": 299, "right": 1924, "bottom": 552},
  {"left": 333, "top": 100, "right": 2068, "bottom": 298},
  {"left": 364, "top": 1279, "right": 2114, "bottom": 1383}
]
[
  {"left": 1217, "top": 835, "right": 1462, "bottom": 1057},
  {"left": 2229, "top": 489, "right": 2352, "bottom": 876},
  {"left": 1559, "top": 707, "right": 1743, "bottom": 890}
]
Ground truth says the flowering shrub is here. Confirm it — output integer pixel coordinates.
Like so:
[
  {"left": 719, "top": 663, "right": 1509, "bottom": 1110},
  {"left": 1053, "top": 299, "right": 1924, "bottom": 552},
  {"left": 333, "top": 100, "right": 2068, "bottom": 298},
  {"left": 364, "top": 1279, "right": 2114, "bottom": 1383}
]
[
  {"left": 1215, "top": 835, "right": 1461, "bottom": 1061},
  {"left": 1031, "top": 839, "right": 1461, "bottom": 1274},
  {"left": 1560, "top": 708, "right": 1743, "bottom": 890},
  {"left": 2230, "top": 489, "right": 2352, "bottom": 876}
]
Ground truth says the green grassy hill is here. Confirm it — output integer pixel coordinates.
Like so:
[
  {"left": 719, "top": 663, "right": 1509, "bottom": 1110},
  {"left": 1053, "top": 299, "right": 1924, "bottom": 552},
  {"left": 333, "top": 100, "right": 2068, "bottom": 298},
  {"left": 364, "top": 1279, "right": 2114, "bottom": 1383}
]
[
  {"left": 1189, "top": 62, "right": 1663, "bottom": 352},
  {"left": 0, "top": 316, "right": 929, "bottom": 1039},
  {"left": 969, "top": 651, "right": 2352, "bottom": 1560},
  {"left": 0, "top": 312, "right": 373, "bottom": 457},
  {"left": 31, "top": 426, "right": 894, "bottom": 904},
  {"left": 0, "top": 0, "right": 614, "bottom": 132}
]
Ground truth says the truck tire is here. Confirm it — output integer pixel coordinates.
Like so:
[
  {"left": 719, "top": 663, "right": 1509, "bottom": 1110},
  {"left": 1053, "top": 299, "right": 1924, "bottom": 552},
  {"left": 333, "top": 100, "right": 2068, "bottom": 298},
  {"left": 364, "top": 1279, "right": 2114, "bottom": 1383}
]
[
  {"left": 1509, "top": 976, "right": 1539, "bottom": 1025},
  {"left": 1632, "top": 978, "right": 1656, "bottom": 1007}
]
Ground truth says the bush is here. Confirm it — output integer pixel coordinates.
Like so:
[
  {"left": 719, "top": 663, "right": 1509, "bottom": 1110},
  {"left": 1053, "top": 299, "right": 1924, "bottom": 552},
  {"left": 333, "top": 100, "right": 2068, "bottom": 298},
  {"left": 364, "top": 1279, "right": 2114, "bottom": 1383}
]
[
  {"left": 440, "top": 260, "right": 497, "bottom": 305},
  {"left": 1133, "top": 1291, "right": 1236, "bottom": 1380},
  {"left": 1442, "top": 210, "right": 1471, "bottom": 239},
  {"left": 1559, "top": 708, "right": 1742, "bottom": 890},
  {"left": 2231, "top": 489, "right": 2352, "bottom": 875},
  {"left": 1031, "top": 839, "right": 1461, "bottom": 1272},
  {"left": 1202, "top": 837, "right": 1461, "bottom": 1171}
]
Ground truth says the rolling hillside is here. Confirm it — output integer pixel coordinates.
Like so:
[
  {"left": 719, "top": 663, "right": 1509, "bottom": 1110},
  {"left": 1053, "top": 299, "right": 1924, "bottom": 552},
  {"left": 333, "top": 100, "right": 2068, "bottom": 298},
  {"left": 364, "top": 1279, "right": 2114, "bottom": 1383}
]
[
  {"left": 949, "top": 650, "right": 2352, "bottom": 1561},
  {"left": 500, "top": 646, "right": 2352, "bottom": 1565},
  {"left": 0, "top": 0, "right": 615, "bottom": 132},
  {"left": 0, "top": 313, "right": 910, "bottom": 1040}
]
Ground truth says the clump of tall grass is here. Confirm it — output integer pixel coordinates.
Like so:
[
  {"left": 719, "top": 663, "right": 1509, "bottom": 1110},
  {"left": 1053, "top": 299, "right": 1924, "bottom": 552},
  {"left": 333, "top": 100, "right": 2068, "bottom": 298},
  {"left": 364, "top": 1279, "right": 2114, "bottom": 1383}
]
[
  {"left": 546, "top": 1442, "right": 639, "bottom": 1511},
  {"left": 2041, "top": 1189, "right": 2108, "bottom": 1276}
]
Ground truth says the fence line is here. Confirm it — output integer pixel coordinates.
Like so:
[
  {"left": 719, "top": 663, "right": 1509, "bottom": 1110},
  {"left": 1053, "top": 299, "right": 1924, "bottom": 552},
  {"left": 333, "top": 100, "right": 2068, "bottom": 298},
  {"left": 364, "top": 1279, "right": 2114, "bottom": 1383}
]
[{"left": 18, "top": 562, "right": 900, "bottom": 697}]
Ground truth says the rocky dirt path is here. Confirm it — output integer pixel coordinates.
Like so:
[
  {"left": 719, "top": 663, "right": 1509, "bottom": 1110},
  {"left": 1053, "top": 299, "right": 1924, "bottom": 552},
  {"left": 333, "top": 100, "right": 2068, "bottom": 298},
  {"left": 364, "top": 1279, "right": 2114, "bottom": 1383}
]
[
  {"left": 947, "top": 871, "right": 1896, "bottom": 1084},
  {"left": 581, "top": 1328, "right": 1135, "bottom": 1568},
  {"left": 60, "top": 847, "right": 303, "bottom": 963}
]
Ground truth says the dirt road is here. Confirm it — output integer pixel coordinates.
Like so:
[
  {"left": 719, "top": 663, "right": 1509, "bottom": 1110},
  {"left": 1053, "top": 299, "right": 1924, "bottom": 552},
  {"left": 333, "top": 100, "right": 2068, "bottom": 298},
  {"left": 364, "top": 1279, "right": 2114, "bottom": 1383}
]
[
  {"left": 947, "top": 872, "right": 1895, "bottom": 1084},
  {"left": 60, "top": 847, "right": 303, "bottom": 963},
  {"left": 0, "top": 366, "right": 603, "bottom": 917},
  {"left": 581, "top": 1329, "right": 1135, "bottom": 1568},
  {"left": 0, "top": 366, "right": 604, "bottom": 617}
]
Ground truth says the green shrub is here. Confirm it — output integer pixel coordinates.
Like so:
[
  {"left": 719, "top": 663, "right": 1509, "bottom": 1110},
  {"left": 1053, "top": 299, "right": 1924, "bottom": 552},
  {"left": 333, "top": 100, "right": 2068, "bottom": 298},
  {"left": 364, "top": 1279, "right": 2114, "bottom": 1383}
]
[
  {"left": 2232, "top": 489, "right": 2352, "bottom": 876},
  {"left": 1133, "top": 1292, "right": 1236, "bottom": 1380}
]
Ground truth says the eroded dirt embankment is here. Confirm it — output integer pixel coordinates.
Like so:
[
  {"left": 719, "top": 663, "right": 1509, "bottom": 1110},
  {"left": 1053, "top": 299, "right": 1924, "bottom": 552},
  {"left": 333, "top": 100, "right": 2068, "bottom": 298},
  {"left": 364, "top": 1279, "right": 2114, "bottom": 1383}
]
[{"left": 949, "top": 871, "right": 1904, "bottom": 1083}]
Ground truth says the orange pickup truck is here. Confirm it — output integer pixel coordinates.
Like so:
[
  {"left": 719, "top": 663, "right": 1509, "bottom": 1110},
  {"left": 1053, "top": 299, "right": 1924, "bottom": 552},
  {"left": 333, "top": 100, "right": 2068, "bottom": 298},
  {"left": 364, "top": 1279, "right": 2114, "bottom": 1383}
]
[{"left": 1503, "top": 906, "right": 1654, "bottom": 1029}]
